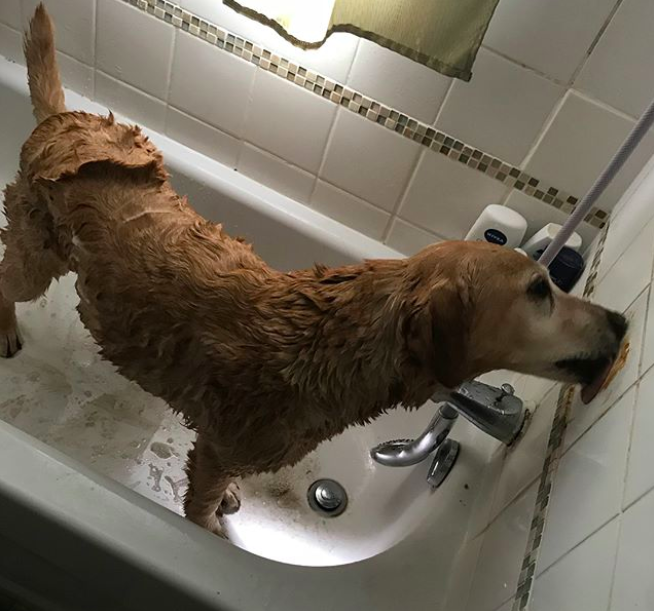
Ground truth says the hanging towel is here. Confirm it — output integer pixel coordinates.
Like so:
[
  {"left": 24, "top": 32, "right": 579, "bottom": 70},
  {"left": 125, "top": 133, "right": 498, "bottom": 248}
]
[{"left": 223, "top": 0, "right": 501, "bottom": 80}]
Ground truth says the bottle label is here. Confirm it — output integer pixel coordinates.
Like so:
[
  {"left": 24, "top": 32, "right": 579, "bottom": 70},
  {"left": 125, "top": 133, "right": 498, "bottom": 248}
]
[{"left": 484, "top": 228, "right": 507, "bottom": 245}]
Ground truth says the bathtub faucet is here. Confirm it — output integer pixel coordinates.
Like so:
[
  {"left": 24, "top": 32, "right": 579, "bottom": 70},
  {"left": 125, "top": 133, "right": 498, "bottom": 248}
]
[
  {"left": 447, "top": 380, "right": 526, "bottom": 446},
  {"left": 370, "top": 380, "right": 526, "bottom": 487}
]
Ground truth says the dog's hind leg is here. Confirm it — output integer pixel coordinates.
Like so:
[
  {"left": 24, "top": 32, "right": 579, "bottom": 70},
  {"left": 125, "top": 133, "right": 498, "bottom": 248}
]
[
  {"left": 0, "top": 183, "right": 67, "bottom": 357},
  {"left": 183, "top": 434, "right": 241, "bottom": 538},
  {"left": 0, "top": 246, "right": 61, "bottom": 358},
  {"left": 0, "top": 292, "right": 21, "bottom": 358}
]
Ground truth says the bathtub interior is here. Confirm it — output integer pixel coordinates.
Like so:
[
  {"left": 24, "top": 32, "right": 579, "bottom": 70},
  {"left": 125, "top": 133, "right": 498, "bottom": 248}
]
[{"left": 0, "top": 58, "right": 501, "bottom": 571}]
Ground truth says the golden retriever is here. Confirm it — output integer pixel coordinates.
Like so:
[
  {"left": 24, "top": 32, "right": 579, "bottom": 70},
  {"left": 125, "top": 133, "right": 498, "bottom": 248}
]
[{"left": 0, "top": 5, "right": 626, "bottom": 537}]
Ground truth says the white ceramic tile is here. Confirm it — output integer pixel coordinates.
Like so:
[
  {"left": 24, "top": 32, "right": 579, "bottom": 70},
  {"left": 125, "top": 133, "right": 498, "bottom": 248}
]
[
  {"left": 490, "top": 386, "right": 559, "bottom": 520},
  {"left": 22, "top": 0, "right": 95, "bottom": 65},
  {"left": 0, "top": 0, "right": 21, "bottom": 29},
  {"left": 310, "top": 181, "right": 390, "bottom": 240},
  {"left": 597, "top": 188, "right": 654, "bottom": 281},
  {"left": 512, "top": 375, "right": 558, "bottom": 408},
  {"left": 466, "top": 483, "right": 537, "bottom": 611},
  {"left": 611, "top": 152, "right": 654, "bottom": 220},
  {"left": 57, "top": 52, "right": 93, "bottom": 99},
  {"left": 0, "top": 22, "right": 21, "bottom": 65},
  {"left": 347, "top": 40, "right": 451, "bottom": 124},
  {"left": 169, "top": 30, "right": 255, "bottom": 137},
  {"left": 538, "top": 390, "right": 634, "bottom": 572},
  {"left": 321, "top": 109, "right": 421, "bottom": 212},
  {"left": 165, "top": 108, "right": 241, "bottom": 169},
  {"left": 600, "top": 155, "right": 654, "bottom": 281},
  {"left": 238, "top": 144, "right": 315, "bottom": 204},
  {"left": 177, "top": 0, "right": 359, "bottom": 83},
  {"left": 532, "top": 518, "right": 619, "bottom": 611},
  {"left": 624, "top": 367, "right": 654, "bottom": 507},
  {"left": 504, "top": 191, "right": 597, "bottom": 255},
  {"left": 593, "top": 217, "right": 654, "bottom": 313},
  {"left": 385, "top": 220, "right": 443, "bottom": 256},
  {"left": 610, "top": 488, "right": 654, "bottom": 611},
  {"left": 479, "top": 370, "right": 521, "bottom": 390},
  {"left": 564, "top": 290, "right": 647, "bottom": 450},
  {"left": 443, "top": 536, "right": 483, "bottom": 611},
  {"left": 526, "top": 92, "right": 654, "bottom": 212},
  {"left": 436, "top": 49, "right": 563, "bottom": 165},
  {"left": 466, "top": 447, "right": 505, "bottom": 541},
  {"left": 398, "top": 149, "right": 508, "bottom": 239},
  {"left": 96, "top": 0, "right": 174, "bottom": 100},
  {"left": 483, "top": 0, "right": 617, "bottom": 83},
  {"left": 244, "top": 70, "right": 336, "bottom": 173},
  {"left": 94, "top": 71, "right": 167, "bottom": 131},
  {"left": 576, "top": 0, "right": 654, "bottom": 118}
]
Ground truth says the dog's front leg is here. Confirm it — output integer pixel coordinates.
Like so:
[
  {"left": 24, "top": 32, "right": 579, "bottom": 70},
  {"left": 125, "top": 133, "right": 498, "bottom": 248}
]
[{"left": 183, "top": 434, "right": 240, "bottom": 538}]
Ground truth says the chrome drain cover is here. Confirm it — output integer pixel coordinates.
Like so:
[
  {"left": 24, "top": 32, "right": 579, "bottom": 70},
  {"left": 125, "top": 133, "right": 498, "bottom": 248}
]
[{"left": 308, "top": 479, "right": 348, "bottom": 517}]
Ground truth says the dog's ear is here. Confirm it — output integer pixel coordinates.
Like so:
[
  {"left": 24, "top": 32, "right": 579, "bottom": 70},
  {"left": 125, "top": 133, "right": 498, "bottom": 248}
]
[{"left": 405, "top": 280, "right": 470, "bottom": 389}]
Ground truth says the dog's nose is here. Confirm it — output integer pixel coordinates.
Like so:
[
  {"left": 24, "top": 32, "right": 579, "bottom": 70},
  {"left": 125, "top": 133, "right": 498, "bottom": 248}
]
[{"left": 606, "top": 310, "right": 628, "bottom": 341}]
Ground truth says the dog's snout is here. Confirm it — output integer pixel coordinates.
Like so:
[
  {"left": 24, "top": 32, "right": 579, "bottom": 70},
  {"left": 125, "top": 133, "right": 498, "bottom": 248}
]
[{"left": 606, "top": 310, "right": 628, "bottom": 341}]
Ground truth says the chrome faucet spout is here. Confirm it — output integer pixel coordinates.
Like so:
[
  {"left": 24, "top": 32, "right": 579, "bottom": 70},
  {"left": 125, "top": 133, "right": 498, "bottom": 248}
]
[{"left": 370, "top": 403, "right": 458, "bottom": 467}]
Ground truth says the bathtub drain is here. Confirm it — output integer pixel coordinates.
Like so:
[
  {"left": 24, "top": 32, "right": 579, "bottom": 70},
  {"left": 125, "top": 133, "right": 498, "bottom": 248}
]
[{"left": 308, "top": 479, "right": 348, "bottom": 517}]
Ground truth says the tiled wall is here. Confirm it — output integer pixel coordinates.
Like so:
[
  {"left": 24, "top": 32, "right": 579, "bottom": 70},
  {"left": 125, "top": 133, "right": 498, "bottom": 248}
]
[
  {"left": 1, "top": 0, "right": 653, "bottom": 255},
  {"left": 524, "top": 153, "right": 654, "bottom": 611}
]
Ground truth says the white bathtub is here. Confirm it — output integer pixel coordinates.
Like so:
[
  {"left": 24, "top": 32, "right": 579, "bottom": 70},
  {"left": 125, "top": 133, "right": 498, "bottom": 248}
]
[{"left": 0, "top": 56, "right": 500, "bottom": 611}]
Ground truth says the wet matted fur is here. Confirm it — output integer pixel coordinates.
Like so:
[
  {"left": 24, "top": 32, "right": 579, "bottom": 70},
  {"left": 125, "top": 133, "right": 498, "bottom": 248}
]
[{"left": 0, "top": 5, "right": 626, "bottom": 537}]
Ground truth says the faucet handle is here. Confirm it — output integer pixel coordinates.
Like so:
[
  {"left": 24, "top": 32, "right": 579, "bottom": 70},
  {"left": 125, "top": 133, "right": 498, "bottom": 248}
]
[{"left": 500, "top": 383, "right": 515, "bottom": 397}]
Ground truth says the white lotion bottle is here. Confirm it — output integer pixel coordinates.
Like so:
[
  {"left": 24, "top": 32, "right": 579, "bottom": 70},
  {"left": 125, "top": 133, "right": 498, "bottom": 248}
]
[{"left": 465, "top": 204, "right": 527, "bottom": 248}]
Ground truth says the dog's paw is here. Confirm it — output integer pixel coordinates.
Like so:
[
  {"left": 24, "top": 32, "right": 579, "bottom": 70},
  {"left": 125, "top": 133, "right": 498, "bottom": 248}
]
[
  {"left": 0, "top": 327, "right": 22, "bottom": 358},
  {"left": 188, "top": 513, "right": 228, "bottom": 539},
  {"left": 219, "top": 481, "right": 241, "bottom": 515}
]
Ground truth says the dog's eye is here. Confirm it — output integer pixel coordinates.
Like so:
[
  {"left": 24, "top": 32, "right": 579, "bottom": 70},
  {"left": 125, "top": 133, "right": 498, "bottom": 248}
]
[{"left": 528, "top": 277, "right": 551, "bottom": 300}]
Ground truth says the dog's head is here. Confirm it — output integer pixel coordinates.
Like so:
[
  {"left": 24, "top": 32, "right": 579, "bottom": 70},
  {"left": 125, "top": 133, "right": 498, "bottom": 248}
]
[{"left": 402, "top": 241, "right": 627, "bottom": 400}]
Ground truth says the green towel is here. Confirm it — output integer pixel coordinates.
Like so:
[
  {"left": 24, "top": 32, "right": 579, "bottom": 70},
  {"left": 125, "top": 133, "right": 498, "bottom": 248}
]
[{"left": 223, "top": 0, "right": 501, "bottom": 80}]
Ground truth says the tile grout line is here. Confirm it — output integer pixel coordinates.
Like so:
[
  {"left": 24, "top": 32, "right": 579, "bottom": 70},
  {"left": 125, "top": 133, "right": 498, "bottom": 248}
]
[
  {"left": 91, "top": 0, "right": 99, "bottom": 99},
  {"left": 307, "top": 106, "right": 341, "bottom": 205},
  {"left": 532, "top": 512, "right": 619, "bottom": 584},
  {"left": 161, "top": 25, "right": 178, "bottom": 132},
  {"left": 116, "top": 0, "right": 608, "bottom": 231},
  {"left": 567, "top": 0, "right": 626, "bottom": 87},
  {"left": 518, "top": 90, "right": 571, "bottom": 171},
  {"left": 571, "top": 87, "right": 639, "bottom": 123},
  {"left": 395, "top": 77, "right": 456, "bottom": 237},
  {"left": 480, "top": 45, "right": 568, "bottom": 88},
  {"left": 308, "top": 36, "right": 361, "bottom": 207},
  {"left": 381, "top": 146, "right": 425, "bottom": 242}
]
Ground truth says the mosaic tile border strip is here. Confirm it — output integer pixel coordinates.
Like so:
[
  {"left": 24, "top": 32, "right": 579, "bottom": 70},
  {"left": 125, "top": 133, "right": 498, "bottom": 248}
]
[
  {"left": 510, "top": 223, "right": 611, "bottom": 611},
  {"left": 124, "top": 0, "right": 608, "bottom": 230}
]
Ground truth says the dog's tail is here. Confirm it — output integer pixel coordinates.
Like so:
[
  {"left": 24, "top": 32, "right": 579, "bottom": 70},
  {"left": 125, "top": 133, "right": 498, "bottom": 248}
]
[{"left": 23, "top": 3, "right": 66, "bottom": 123}]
